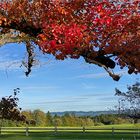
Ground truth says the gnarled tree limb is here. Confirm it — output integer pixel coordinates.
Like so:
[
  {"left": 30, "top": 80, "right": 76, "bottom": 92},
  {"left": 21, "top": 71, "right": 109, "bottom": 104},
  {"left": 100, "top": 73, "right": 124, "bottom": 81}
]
[
  {"left": 84, "top": 57, "right": 120, "bottom": 81},
  {"left": 0, "top": 30, "right": 36, "bottom": 46}
]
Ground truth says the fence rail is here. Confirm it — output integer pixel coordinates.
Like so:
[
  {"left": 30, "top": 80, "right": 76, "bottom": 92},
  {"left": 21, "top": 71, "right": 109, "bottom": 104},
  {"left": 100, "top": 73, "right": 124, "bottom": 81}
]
[{"left": 0, "top": 127, "right": 140, "bottom": 136}]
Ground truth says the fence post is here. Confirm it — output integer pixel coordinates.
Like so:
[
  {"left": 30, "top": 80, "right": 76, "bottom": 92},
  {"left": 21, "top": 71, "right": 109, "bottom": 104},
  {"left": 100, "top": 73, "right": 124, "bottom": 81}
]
[
  {"left": 134, "top": 136, "right": 136, "bottom": 140},
  {"left": 25, "top": 127, "right": 29, "bottom": 136},
  {"left": 54, "top": 125, "right": 57, "bottom": 134},
  {"left": 112, "top": 127, "right": 114, "bottom": 136},
  {"left": 83, "top": 126, "right": 85, "bottom": 133},
  {"left": 0, "top": 118, "right": 2, "bottom": 135}
]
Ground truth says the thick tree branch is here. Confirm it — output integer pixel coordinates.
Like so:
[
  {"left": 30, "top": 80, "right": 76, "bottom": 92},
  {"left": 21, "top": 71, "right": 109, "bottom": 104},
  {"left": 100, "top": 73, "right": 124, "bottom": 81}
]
[
  {"left": 0, "top": 31, "right": 35, "bottom": 46},
  {"left": 0, "top": 21, "right": 42, "bottom": 37},
  {"left": 84, "top": 57, "right": 120, "bottom": 81}
]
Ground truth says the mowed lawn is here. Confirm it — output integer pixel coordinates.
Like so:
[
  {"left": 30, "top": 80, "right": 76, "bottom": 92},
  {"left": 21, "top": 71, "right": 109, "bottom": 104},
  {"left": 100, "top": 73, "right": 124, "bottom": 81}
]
[{"left": 0, "top": 124, "right": 140, "bottom": 140}]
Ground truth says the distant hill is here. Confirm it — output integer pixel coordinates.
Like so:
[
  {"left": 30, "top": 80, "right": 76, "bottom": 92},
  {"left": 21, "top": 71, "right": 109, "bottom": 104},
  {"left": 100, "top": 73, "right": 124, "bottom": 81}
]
[{"left": 50, "top": 111, "right": 117, "bottom": 117}]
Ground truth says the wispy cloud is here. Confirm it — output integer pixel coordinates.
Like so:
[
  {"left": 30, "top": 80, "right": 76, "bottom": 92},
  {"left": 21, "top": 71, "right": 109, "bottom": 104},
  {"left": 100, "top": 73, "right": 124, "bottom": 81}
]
[
  {"left": 98, "top": 96, "right": 117, "bottom": 101},
  {"left": 0, "top": 60, "right": 22, "bottom": 70},
  {"left": 81, "top": 93, "right": 109, "bottom": 98},
  {"left": 71, "top": 97, "right": 88, "bottom": 100},
  {"left": 0, "top": 46, "right": 24, "bottom": 71},
  {"left": 76, "top": 72, "right": 107, "bottom": 78},
  {"left": 21, "top": 94, "right": 89, "bottom": 106},
  {"left": 84, "top": 93, "right": 104, "bottom": 97},
  {"left": 82, "top": 83, "right": 96, "bottom": 89},
  {"left": 28, "top": 100, "right": 80, "bottom": 104},
  {"left": 22, "top": 97, "right": 88, "bottom": 106},
  {"left": 74, "top": 70, "right": 127, "bottom": 79},
  {"left": 22, "top": 85, "right": 60, "bottom": 91}
]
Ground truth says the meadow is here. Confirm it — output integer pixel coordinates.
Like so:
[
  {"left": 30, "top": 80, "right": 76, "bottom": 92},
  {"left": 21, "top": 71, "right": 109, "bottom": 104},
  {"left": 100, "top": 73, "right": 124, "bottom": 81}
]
[
  {"left": 0, "top": 124, "right": 140, "bottom": 140},
  {"left": 0, "top": 132, "right": 139, "bottom": 140}
]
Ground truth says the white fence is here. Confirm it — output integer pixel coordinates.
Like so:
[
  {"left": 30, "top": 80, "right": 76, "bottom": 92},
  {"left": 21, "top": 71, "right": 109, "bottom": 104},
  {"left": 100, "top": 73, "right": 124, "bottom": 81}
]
[{"left": 0, "top": 127, "right": 139, "bottom": 136}]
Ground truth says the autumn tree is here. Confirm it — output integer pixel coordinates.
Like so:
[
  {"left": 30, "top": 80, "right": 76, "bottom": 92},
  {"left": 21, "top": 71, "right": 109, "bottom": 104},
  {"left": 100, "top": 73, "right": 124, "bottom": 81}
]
[
  {"left": 21, "top": 110, "right": 36, "bottom": 126},
  {"left": 0, "top": 88, "right": 26, "bottom": 127},
  {"left": 115, "top": 82, "right": 140, "bottom": 123},
  {"left": 46, "top": 111, "right": 53, "bottom": 126},
  {"left": 22, "top": 110, "right": 33, "bottom": 121},
  {"left": 33, "top": 109, "right": 46, "bottom": 126},
  {"left": 0, "top": 0, "right": 140, "bottom": 80},
  {"left": 53, "top": 114, "right": 63, "bottom": 126}
]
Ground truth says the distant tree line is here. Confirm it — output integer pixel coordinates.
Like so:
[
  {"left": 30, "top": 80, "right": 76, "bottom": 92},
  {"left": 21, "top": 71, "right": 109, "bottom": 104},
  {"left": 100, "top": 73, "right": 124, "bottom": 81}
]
[
  {"left": 0, "top": 82, "right": 139, "bottom": 127},
  {"left": 0, "top": 109, "right": 136, "bottom": 127}
]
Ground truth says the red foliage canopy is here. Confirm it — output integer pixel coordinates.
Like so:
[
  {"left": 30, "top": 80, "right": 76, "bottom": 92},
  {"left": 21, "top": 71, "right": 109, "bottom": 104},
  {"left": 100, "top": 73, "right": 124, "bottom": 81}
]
[{"left": 0, "top": 0, "right": 140, "bottom": 81}]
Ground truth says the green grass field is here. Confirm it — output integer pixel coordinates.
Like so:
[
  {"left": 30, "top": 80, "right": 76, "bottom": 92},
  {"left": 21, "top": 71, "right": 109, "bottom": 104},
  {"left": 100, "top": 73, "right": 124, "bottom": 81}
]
[
  {"left": 0, "top": 132, "right": 139, "bottom": 140},
  {"left": 0, "top": 124, "right": 140, "bottom": 140}
]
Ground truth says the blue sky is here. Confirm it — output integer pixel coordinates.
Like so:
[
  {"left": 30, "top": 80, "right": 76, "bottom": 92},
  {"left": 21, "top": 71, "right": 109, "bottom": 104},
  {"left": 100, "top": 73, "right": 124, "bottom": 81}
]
[{"left": 0, "top": 43, "right": 139, "bottom": 112}]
